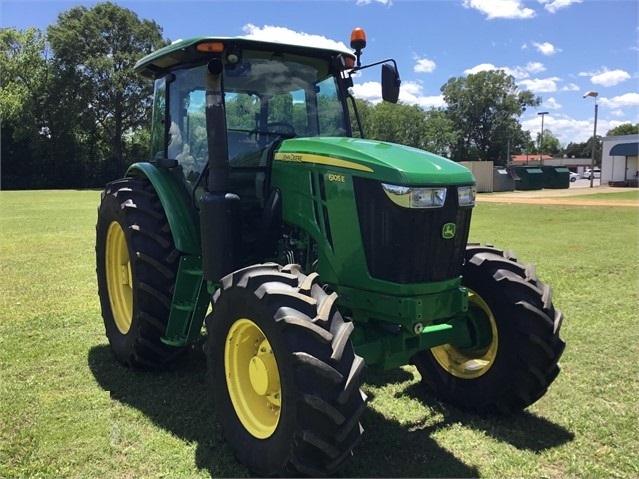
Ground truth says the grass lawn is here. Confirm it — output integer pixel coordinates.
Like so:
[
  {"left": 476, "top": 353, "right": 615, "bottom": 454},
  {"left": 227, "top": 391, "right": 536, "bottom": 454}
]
[{"left": 1, "top": 189, "right": 637, "bottom": 478}]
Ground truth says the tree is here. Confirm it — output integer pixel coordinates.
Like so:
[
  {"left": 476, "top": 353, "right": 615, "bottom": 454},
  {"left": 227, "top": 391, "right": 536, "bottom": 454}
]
[
  {"left": 563, "top": 141, "right": 590, "bottom": 159},
  {"left": 0, "top": 28, "right": 50, "bottom": 140},
  {"left": 0, "top": 27, "right": 70, "bottom": 188},
  {"left": 348, "top": 98, "right": 373, "bottom": 138},
  {"left": 366, "top": 101, "right": 429, "bottom": 148},
  {"left": 441, "top": 70, "right": 540, "bottom": 164},
  {"left": 533, "top": 129, "right": 562, "bottom": 156},
  {"left": 422, "top": 107, "right": 458, "bottom": 157},
  {"left": 47, "top": 2, "right": 167, "bottom": 176},
  {"left": 606, "top": 123, "right": 639, "bottom": 136}
]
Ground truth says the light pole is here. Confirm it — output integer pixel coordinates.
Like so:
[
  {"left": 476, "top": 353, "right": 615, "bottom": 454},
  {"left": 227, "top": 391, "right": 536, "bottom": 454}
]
[
  {"left": 583, "top": 91, "right": 599, "bottom": 188},
  {"left": 538, "top": 111, "right": 548, "bottom": 164}
]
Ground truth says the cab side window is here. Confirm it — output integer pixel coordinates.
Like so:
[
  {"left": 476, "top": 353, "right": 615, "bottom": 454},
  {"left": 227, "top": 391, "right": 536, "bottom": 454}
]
[{"left": 150, "top": 76, "right": 167, "bottom": 160}]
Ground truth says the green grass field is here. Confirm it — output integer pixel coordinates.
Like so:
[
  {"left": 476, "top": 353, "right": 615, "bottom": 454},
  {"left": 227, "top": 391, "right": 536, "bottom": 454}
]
[{"left": 1, "top": 189, "right": 637, "bottom": 478}]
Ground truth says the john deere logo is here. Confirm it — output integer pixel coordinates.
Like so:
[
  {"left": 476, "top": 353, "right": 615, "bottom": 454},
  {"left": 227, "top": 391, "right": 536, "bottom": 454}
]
[{"left": 442, "top": 223, "right": 456, "bottom": 239}]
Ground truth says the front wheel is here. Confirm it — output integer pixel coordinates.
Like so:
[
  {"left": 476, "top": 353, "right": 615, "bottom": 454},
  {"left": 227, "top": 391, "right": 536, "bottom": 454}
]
[
  {"left": 204, "top": 263, "right": 366, "bottom": 477},
  {"left": 412, "top": 245, "right": 565, "bottom": 414},
  {"left": 95, "top": 176, "right": 183, "bottom": 368}
]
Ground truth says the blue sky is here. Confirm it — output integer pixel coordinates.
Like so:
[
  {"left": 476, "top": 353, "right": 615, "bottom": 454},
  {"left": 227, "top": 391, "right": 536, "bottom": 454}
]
[{"left": 2, "top": 0, "right": 638, "bottom": 145}]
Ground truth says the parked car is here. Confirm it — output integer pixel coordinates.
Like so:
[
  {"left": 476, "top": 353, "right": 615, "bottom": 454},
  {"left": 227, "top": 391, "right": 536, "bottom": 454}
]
[
  {"left": 570, "top": 172, "right": 581, "bottom": 182},
  {"left": 583, "top": 168, "right": 601, "bottom": 179}
]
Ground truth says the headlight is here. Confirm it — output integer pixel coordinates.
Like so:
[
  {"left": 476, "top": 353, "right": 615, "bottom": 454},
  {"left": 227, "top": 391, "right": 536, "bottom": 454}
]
[
  {"left": 382, "top": 183, "right": 447, "bottom": 209},
  {"left": 457, "top": 185, "right": 476, "bottom": 207}
]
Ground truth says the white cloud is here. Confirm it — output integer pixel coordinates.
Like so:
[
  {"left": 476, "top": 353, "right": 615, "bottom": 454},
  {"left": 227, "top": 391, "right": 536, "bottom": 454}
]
[
  {"left": 522, "top": 94, "right": 637, "bottom": 144},
  {"left": 351, "top": 81, "right": 384, "bottom": 104},
  {"left": 463, "top": 0, "right": 535, "bottom": 19},
  {"left": 356, "top": 0, "right": 393, "bottom": 5},
  {"left": 543, "top": 97, "right": 562, "bottom": 109},
  {"left": 508, "top": 61, "right": 546, "bottom": 79},
  {"left": 352, "top": 80, "right": 445, "bottom": 109},
  {"left": 522, "top": 113, "right": 637, "bottom": 145},
  {"left": 464, "top": 61, "right": 545, "bottom": 80},
  {"left": 578, "top": 68, "right": 632, "bottom": 87},
  {"left": 519, "top": 77, "right": 561, "bottom": 93},
  {"left": 591, "top": 69, "right": 631, "bottom": 87},
  {"left": 533, "top": 41, "right": 562, "bottom": 56},
  {"left": 538, "top": 0, "right": 583, "bottom": 14},
  {"left": 464, "top": 63, "right": 497, "bottom": 75},
  {"left": 522, "top": 114, "right": 591, "bottom": 144},
  {"left": 414, "top": 57, "right": 436, "bottom": 73},
  {"left": 561, "top": 83, "right": 580, "bottom": 92},
  {"left": 241, "top": 24, "right": 350, "bottom": 53},
  {"left": 399, "top": 81, "right": 446, "bottom": 108},
  {"left": 524, "top": 61, "right": 547, "bottom": 75},
  {"left": 600, "top": 92, "right": 639, "bottom": 109}
]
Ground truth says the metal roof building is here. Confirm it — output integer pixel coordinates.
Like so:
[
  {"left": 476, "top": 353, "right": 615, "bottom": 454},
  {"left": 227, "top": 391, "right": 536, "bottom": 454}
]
[{"left": 601, "top": 134, "right": 639, "bottom": 187}]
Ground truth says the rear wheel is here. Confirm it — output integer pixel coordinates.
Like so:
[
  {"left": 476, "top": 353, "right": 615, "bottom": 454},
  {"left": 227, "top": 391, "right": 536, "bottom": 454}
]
[
  {"left": 205, "top": 263, "right": 366, "bottom": 477},
  {"left": 412, "top": 245, "right": 565, "bottom": 414},
  {"left": 96, "top": 176, "right": 183, "bottom": 368}
]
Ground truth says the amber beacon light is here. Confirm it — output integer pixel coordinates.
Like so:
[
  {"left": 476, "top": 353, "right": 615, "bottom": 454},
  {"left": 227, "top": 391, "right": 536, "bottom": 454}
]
[{"left": 350, "top": 27, "right": 367, "bottom": 67}]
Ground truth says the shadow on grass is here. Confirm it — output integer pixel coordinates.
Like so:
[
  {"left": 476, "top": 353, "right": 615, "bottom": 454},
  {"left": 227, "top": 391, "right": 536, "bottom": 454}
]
[
  {"left": 88, "top": 342, "right": 250, "bottom": 477},
  {"left": 88, "top": 345, "right": 573, "bottom": 478},
  {"left": 363, "top": 368, "right": 575, "bottom": 454}
]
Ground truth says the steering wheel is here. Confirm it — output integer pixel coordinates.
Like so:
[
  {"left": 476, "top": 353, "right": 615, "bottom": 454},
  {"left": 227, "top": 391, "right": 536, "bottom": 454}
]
[
  {"left": 249, "top": 122, "right": 296, "bottom": 141},
  {"left": 265, "top": 122, "right": 296, "bottom": 136}
]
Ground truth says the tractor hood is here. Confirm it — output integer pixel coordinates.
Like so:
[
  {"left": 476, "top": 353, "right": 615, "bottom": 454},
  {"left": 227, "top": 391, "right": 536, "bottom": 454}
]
[{"left": 274, "top": 137, "right": 475, "bottom": 185}]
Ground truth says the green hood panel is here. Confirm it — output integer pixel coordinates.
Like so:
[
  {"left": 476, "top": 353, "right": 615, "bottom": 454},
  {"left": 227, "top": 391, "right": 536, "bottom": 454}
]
[{"left": 276, "top": 137, "right": 475, "bottom": 185}]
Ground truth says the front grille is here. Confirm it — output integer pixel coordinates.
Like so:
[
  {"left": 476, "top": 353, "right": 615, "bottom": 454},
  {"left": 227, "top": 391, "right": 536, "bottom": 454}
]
[{"left": 354, "top": 177, "right": 472, "bottom": 284}]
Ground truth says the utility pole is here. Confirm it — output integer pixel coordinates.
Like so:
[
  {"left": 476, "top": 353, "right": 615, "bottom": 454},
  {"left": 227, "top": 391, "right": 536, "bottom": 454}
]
[
  {"left": 537, "top": 111, "right": 548, "bottom": 165},
  {"left": 582, "top": 91, "right": 599, "bottom": 188}
]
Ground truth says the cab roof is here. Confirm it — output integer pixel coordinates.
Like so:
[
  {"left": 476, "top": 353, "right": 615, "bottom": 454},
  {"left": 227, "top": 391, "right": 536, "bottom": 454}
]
[{"left": 134, "top": 36, "right": 356, "bottom": 78}]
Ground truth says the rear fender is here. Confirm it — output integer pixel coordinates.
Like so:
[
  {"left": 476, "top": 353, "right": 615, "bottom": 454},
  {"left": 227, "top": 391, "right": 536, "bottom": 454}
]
[{"left": 126, "top": 163, "right": 201, "bottom": 255}]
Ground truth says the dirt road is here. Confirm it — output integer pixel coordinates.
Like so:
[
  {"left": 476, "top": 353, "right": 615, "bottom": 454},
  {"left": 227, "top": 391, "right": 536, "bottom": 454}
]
[{"left": 477, "top": 185, "right": 638, "bottom": 207}]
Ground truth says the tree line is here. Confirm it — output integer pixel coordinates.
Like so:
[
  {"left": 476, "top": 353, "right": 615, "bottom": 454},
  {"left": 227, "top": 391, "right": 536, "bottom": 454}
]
[
  {"left": 1, "top": 2, "right": 637, "bottom": 190},
  {"left": 1, "top": 2, "right": 165, "bottom": 189}
]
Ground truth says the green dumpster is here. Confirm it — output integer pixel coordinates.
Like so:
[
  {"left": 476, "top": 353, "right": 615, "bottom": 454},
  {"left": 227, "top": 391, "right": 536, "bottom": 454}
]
[
  {"left": 542, "top": 166, "right": 570, "bottom": 189},
  {"left": 513, "top": 167, "right": 544, "bottom": 190}
]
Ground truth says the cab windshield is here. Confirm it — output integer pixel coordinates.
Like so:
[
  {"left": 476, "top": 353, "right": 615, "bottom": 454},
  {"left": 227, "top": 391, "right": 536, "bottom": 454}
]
[{"left": 154, "top": 50, "right": 349, "bottom": 182}]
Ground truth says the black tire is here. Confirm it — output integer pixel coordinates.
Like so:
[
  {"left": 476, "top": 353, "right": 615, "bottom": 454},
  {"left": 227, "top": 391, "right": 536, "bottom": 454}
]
[
  {"left": 412, "top": 244, "right": 565, "bottom": 414},
  {"left": 96, "top": 176, "right": 184, "bottom": 368},
  {"left": 204, "top": 263, "right": 366, "bottom": 477}
]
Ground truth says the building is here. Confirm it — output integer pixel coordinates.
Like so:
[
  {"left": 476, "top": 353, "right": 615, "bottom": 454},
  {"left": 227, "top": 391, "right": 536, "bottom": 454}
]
[{"left": 601, "top": 134, "right": 638, "bottom": 187}]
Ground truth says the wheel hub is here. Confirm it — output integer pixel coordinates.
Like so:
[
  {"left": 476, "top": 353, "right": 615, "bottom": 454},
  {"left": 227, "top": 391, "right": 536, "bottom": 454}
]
[
  {"left": 105, "top": 221, "right": 133, "bottom": 334},
  {"left": 225, "top": 319, "right": 282, "bottom": 438},
  {"left": 248, "top": 339, "right": 280, "bottom": 397},
  {"left": 430, "top": 290, "right": 498, "bottom": 379}
]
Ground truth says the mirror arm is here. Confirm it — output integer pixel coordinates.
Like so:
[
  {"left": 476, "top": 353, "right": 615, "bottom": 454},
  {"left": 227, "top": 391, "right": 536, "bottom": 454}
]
[{"left": 349, "top": 58, "right": 400, "bottom": 78}]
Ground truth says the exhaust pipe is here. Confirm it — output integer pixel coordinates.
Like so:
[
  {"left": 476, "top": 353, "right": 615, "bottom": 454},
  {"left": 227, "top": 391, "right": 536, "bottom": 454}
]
[{"left": 199, "top": 57, "right": 241, "bottom": 282}]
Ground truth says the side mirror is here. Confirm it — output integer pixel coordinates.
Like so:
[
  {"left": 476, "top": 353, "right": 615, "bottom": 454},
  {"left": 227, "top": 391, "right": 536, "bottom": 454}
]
[{"left": 381, "top": 63, "right": 400, "bottom": 103}]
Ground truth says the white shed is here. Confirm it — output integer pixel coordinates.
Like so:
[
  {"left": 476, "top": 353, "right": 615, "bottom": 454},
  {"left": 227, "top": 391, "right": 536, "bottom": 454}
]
[{"left": 601, "top": 134, "right": 638, "bottom": 186}]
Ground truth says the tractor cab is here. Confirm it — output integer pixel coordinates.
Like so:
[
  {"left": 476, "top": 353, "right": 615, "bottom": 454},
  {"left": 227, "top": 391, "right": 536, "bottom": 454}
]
[{"left": 139, "top": 32, "right": 399, "bottom": 190}]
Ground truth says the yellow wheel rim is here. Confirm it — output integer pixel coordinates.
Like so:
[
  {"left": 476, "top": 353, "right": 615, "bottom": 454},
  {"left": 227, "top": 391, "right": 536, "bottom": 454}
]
[
  {"left": 431, "top": 290, "right": 498, "bottom": 379},
  {"left": 225, "top": 318, "right": 281, "bottom": 439},
  {"left": 105, "top": 221, "right": 133, "bottom": 334}
]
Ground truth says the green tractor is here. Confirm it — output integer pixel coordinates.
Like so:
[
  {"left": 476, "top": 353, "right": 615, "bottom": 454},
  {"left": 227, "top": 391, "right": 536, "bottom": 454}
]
[{"left": 96, "top": 28, "right": 565, "bottom": 477}]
